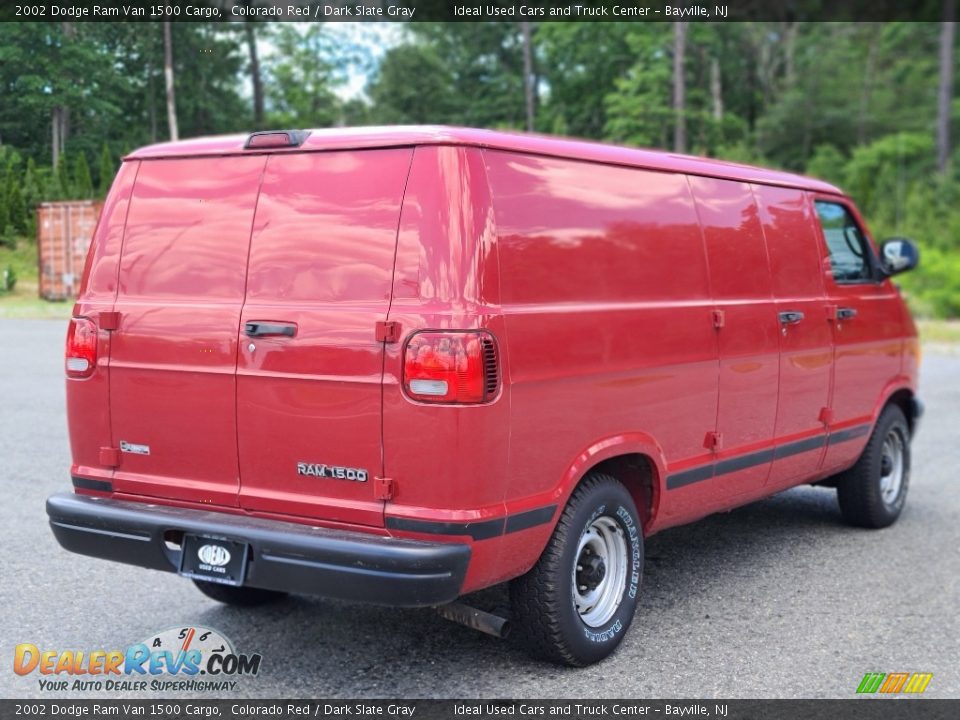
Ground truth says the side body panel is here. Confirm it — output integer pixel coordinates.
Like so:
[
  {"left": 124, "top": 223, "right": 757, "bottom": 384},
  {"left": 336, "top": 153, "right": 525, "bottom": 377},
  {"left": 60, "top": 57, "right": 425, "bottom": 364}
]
[
  {"left": 382, "top": 146, "right": 513, "bottom": 591},
  {"left": 486, "top": 151, "right": 719, "bottom": 543},
  {"left": 236, "top": 149, "right": 414, "bottom": 527}
]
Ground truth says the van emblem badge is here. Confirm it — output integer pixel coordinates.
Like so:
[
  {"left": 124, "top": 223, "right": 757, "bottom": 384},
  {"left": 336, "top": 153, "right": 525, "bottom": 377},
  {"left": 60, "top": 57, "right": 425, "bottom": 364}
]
[
  {"left": 119, "top": 441, "right": 150, "bottom": 455},
  {"left": 297, "top": 463, "right": 368, "bottom": 482}
]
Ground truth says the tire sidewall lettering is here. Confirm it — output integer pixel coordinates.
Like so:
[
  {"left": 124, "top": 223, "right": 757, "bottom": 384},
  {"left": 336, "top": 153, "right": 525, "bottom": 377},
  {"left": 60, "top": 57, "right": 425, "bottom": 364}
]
[
  {"left": 577, "top": 501, "right": 643, "bottom": 644},
  {"left": 617, "top": 505, "right": 643, "bottom": 599},
  {"left": 583, "top": 618, "right": 622, "bottom": 643}
]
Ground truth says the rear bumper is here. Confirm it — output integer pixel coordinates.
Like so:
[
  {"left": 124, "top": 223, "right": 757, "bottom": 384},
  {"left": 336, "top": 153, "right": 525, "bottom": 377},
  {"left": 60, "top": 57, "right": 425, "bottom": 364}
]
[{"left": 46, "top": 492, "right": 470, "bottom": 607}]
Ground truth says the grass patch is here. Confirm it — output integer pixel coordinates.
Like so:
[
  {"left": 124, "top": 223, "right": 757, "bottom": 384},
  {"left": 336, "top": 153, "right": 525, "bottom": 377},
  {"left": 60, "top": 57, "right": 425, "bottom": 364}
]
[
  {"left": 0, "top": 240, "right": 71, "bottom": 319},
  {"left": 0, "top": 238, "right": 39, "bottom": 282},
  {"left": 918, "top": 319, "right": 960, "bottom": 344},
  {"left": 0, "top": 282, "right": 73, "bottom": 319}
]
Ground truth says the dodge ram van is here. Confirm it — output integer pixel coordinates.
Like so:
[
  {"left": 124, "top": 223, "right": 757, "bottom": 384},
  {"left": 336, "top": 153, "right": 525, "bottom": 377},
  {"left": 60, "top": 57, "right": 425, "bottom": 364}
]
[{"left": 48, "top": 127, "right": 921, "bottom": 666}]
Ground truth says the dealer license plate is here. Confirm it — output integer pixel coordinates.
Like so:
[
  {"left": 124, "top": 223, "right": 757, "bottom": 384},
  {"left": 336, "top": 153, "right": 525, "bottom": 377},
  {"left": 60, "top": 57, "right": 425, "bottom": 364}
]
[{"left": 178, "top": 535, "right": 249, "bottom": 586}]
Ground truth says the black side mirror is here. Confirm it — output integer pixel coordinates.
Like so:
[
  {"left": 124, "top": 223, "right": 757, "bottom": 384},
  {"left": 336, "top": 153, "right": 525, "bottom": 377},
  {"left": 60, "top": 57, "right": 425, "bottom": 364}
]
[{"left": 879, "top": 237, "right": 919, "bottom": 278}]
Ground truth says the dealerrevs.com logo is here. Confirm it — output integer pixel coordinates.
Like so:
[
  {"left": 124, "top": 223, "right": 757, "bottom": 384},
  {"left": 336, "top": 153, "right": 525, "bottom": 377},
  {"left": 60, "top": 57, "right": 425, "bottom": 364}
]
[
  {"left": 857, "top": 672, "right": 934, "bottom": 695},
  {"left": 14, "top": 626, "right": 262, "bottom": 693}
]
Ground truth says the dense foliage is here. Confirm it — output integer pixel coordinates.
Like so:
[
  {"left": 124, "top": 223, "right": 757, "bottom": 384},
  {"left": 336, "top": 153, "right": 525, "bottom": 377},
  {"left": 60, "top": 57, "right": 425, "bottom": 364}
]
[{"left": 0, "top": 21, "right": 956, "bottom": 314}]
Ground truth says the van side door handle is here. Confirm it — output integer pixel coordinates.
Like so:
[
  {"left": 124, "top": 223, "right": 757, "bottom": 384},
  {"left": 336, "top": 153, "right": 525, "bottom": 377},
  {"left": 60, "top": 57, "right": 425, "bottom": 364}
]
[
  {"left": 836, "top": 307, "right": 857, "bottom": 320},
  {"left": 244, "top": 321, "right": 297, "bottom": 338},
  {"left": 778, "top": 311, "right": 805, "bottom": 325}
]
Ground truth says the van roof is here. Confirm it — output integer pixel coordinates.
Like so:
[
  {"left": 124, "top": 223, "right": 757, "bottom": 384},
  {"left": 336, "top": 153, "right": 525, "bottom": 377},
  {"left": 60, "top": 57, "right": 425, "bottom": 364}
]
[{"left": 125, "top": 125, "right": 844, "bottom": 195}]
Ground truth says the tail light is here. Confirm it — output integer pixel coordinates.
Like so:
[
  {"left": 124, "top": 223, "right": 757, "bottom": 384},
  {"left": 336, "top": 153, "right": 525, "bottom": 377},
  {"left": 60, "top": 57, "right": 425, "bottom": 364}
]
[
  {"left": 65, "top": 317, "right": 98, "bottom": 378},
  {"left": 403, "top": 331, "right": 499, "bottom": 404}
]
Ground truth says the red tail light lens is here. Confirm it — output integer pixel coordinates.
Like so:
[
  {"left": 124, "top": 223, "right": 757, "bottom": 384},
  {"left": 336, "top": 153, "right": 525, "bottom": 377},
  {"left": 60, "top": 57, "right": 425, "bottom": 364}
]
[
  {"left": 403, "top": 331, "right": 499, "bottom": 404},
  {"left": 65, "top": 318, "right": 98, "bottom": 378}
]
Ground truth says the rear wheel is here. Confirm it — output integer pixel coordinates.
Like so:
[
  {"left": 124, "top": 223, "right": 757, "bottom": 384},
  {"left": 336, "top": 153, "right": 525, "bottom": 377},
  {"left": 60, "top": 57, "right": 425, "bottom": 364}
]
[
  {"left": 836, "top": 404, "right": 911, "bottom": 529},
  {"left": 510, "top": 472, "right": 643, "bottom": 666},
  {"left": 193, "top": 580, "right": 287, "bottom": 607}
]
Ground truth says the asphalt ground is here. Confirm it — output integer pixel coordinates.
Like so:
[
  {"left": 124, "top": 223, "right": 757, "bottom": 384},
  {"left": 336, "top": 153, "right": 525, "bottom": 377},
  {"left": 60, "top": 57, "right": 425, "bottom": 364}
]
[{"left": 1, "top": 319, "right": 957, "bottom": 699}]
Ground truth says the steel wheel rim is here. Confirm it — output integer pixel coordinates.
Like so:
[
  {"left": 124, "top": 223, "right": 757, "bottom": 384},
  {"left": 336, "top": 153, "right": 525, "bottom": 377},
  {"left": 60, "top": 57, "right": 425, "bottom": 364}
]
[
  {"left": 573, "top": 515, "right": 628, "bottom": 627},
  {"left": 879, "top": 428, "right": 905, "bottom": 505}
]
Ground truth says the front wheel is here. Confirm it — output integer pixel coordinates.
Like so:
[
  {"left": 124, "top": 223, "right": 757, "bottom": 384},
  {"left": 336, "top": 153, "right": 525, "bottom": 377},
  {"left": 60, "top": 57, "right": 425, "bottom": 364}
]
[
  {"left": 510, "top": 472, "right": 644, "bottom": 666},
  {"left": 836, "top": 404, "right": 911, "bottom": 529}
]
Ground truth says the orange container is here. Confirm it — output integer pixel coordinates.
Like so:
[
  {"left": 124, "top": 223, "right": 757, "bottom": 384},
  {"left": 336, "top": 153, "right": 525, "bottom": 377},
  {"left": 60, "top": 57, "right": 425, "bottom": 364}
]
[{"left": 37, "top": 201, "right": 102, "bottom": 300}]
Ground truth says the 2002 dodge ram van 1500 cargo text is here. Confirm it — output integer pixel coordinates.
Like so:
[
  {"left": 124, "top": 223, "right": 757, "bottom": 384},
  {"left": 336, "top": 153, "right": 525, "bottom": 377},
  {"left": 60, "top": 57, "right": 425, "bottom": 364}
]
[{"left": 48, "top": 127, "right": 921, "bottom": 666}]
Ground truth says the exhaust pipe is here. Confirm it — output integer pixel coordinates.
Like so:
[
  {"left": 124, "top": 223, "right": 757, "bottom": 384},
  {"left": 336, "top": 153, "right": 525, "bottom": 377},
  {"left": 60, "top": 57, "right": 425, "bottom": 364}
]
[{"left": 437, "top": 602, "right": 511, "bottom": 639}]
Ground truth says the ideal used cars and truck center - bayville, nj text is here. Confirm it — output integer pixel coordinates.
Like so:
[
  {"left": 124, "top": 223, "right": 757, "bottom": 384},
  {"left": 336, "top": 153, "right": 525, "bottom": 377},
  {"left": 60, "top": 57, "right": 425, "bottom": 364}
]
[{"left": 48, "top": 126, "right": 922, "bottom": 667}]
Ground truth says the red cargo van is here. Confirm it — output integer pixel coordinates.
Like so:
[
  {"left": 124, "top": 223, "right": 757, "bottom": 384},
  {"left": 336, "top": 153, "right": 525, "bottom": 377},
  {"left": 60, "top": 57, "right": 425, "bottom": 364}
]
[{"left": 48, "top": 127, "right": 921, "bottom": 666}]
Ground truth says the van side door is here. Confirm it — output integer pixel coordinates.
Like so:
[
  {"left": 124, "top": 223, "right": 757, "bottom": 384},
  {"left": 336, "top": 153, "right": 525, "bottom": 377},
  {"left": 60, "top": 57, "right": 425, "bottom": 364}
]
[
  {"left": 688, "top": 177, "right": 779, "bottom": 502},
  {"left": 811, "top": 197, "right": 904, "bottom": 473},
  {"left": 754, "top": 185, "right": 834, "bottom": 489}
]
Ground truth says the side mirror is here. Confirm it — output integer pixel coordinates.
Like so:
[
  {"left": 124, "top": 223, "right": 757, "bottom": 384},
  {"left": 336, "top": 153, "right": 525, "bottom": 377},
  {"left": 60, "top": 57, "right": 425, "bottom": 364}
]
[{"left": 879, "top": 237, "right": 919, "bottom": 277}]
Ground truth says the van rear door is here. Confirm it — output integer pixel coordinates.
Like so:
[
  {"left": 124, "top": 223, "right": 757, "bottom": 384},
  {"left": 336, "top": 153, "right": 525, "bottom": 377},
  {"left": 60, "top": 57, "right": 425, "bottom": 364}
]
[
  {"left": 236, "top": 149, "right": 413, "bottom": 527},
  {"left": 109, "top": 156, "right": 266, "bottom": 505}
]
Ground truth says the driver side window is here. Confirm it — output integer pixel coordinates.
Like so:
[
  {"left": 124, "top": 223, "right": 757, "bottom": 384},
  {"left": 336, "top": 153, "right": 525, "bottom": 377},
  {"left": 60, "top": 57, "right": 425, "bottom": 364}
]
[{"left": 814, "top": 201, "right": 873, "bottom": 283}]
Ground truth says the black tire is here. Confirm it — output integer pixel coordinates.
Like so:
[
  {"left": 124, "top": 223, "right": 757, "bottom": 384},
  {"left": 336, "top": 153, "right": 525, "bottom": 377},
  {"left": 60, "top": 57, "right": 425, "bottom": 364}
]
[
  {"left": 836, "top": 404, "right": 911, "bottom": 529},
  {"left": 193, "top": 580, "right": 287, "bottom": 607},
  {"left": 510, "top": 472, "right": 643, "bottom": 666}
]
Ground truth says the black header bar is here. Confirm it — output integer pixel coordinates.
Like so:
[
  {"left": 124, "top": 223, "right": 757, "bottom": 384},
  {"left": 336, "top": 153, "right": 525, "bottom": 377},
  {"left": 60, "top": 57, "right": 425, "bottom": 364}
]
[
  {"left": 0, "top": 700, "right": 956, "bottom": 720},
  {"left": 0, "top": 1, "right": 947, "bottom": 23}
]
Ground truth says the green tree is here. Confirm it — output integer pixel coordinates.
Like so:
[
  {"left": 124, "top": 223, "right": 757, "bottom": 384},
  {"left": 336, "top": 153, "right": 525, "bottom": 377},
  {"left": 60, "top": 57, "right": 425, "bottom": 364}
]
[
  {"left": 266, "top": 25, "right": 347, "bottom": 128},
  {"left": 405, "top": 23, "right": 528, "bottom": 128},
  {"left": 7, "top": 174, "right": 27, "bottom": 235},
  {"left": 73, "top": 152, "right": 93, "bottom": 199},
  {"left": 56, "top": 150, "right": 73, "bottom": 199},
  {"left": 806, "top": 144, "right": 847, "bottom": 187},
  {"left": 98, "top": 144, "right": 115, "bottom": 197},
  {"left": 21, "top": 157, "right": 40, "bottom": 237},
  {"left": 170, "top": 24, "right": 248, "bottom": 137},
  {"left": 757, "top": 23, "right": 939, "bottom": 170},
  {"left": 0, "top": 24, "right": 129, "bottom": 167},
  {"left": 604, "top": 25, "right": 744, "bottom": 154},
  {"left": 843, "top": 132, "right": 935, "bottom": 222},
  {"left": 604, "top": 27, "right": 676, "bottom": 149},
  {"left": 537, "top": 23, "right": 634, "bottom": 138},
  {"left": 368, "top": 44, "right": 457, "bottom": 124},
  {"left": 0, "top": 163, "right": 9, "bottom": 246}
]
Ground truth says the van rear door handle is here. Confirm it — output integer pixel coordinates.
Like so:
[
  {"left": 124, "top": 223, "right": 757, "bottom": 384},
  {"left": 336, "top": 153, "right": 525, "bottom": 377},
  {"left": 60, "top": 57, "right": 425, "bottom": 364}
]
[
  {"left": 778, "top": 311, "right": 805, "bottom": 325},
  {"left": 836, "top": 307, "right": 858, "bottom": 320},
  {"left": 244, "top": 321, "right": 297, "bottom": 338}
]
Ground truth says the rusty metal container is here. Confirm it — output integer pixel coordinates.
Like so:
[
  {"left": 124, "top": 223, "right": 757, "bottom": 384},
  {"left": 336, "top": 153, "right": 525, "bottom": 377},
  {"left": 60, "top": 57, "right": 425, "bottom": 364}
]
[{"left": 37, "top": 201, "right": 102, "bottom": 300}]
